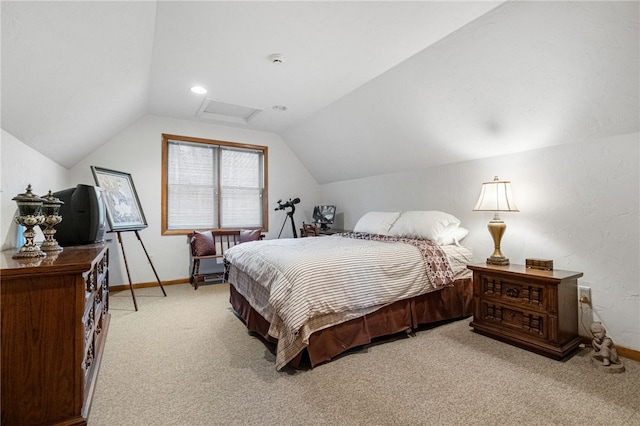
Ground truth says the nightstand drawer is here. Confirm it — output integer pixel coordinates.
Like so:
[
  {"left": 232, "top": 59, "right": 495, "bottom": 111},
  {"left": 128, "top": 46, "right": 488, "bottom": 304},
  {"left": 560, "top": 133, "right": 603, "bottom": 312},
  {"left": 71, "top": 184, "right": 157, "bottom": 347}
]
[
  {"left": 477, "top": 298, "right": 547, "bottom": 339},
  {"left": 477, "top": 273, "right": 548, "bottom": 312}
]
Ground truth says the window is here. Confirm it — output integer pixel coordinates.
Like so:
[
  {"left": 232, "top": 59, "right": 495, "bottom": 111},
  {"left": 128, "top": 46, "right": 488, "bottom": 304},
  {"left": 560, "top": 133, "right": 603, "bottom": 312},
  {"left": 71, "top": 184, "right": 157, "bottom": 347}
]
[{"left": 161, "top": 134, "right": 268, "bottom": 235}]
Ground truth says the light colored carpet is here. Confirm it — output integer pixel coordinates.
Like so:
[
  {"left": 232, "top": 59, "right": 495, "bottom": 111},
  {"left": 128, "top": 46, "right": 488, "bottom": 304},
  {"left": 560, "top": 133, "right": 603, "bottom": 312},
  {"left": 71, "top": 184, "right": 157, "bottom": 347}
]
[{"left": 89, "top": 283, "right": 640, "bottom": 426}]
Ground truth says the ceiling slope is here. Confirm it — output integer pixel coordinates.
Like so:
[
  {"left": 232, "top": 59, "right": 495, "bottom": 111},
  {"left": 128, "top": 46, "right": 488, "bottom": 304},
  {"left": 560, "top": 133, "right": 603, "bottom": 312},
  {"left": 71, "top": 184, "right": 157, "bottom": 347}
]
[
  {"left": 1, "top": 1, "right": 157, "bottom": 169},
  {"left": 283, "top": 1, "right": 640, "bottom": 184},
  {"left": 1, "top": 1, "right": 501, "bottom": 170},
  {"left": 148, "top": 1, "right": 504, "bottom": 133},
  {"left": 4, "top": 2, "right": 636, "bottom": 182}
]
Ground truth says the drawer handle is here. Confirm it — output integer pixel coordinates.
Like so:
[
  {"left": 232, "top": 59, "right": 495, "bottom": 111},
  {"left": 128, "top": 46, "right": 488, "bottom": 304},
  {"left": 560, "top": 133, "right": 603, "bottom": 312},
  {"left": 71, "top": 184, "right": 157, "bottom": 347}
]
[
  {"left": 510, "top": 312, "right": 516, "bottom": 318},
  {"left": 506, "top": 286, "right": 519, "bottom": 298}
]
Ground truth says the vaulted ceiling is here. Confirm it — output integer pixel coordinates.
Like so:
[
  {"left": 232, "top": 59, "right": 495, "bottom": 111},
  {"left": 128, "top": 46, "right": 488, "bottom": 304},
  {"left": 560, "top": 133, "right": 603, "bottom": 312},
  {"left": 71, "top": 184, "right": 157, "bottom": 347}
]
[{"left": 2, "top": 1, "right": 638, "bottom": 184}]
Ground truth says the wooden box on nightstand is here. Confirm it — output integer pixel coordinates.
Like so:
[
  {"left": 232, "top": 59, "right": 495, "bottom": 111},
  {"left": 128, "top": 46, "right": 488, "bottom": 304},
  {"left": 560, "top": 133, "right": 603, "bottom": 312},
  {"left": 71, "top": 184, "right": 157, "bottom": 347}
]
[{"left": 467, "top": 263, "right": 583, "bottom": 360}]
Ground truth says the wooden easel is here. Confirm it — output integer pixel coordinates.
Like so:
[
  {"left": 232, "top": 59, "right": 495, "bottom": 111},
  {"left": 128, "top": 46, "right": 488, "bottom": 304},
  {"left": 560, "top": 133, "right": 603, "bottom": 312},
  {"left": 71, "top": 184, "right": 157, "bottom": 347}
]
[{"left": 114, "top": 230, "right": 167, "bottom": 311}]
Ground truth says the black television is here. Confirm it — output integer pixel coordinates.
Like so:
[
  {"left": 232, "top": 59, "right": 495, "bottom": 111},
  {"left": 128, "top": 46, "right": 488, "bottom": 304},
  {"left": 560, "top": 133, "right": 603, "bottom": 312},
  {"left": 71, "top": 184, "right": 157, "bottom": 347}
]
[
  {"left": 53, "top": 184, "right": 107, "bottom": 246},
  {"left": 312, "top": 205, "right": 336, "bottom": 230}
]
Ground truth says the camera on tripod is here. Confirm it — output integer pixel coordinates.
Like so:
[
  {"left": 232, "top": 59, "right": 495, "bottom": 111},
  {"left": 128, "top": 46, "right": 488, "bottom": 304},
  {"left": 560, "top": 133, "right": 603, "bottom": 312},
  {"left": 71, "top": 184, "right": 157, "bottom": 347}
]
[{"left": 274, "top": 197, "right": 300, "bottom": 211}]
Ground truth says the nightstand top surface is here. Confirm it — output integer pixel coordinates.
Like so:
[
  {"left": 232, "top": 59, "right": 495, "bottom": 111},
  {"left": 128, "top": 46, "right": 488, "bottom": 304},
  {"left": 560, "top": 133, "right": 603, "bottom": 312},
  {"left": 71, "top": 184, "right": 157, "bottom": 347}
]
[{"left": 467, "top": 263, "right": 583, "bottom": 280}]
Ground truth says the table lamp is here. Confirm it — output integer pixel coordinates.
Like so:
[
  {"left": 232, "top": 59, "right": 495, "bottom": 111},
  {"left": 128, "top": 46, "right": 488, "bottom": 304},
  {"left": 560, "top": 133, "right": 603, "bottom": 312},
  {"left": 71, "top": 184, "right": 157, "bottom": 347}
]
[{"left": 473, "top": 176, "right": 519, "bottom": 265}]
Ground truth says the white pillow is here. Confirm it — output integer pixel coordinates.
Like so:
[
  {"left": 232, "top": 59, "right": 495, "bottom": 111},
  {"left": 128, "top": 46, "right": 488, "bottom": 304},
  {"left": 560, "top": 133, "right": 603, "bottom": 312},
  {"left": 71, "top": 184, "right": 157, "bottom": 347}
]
[
  {"left": 388, "top": 211, "right": 461, "bottom": 241},
  {"left": 436, "top": 226, "right": 469, "bottom": 245},
  {"left": 353, "top": 212, "right": 401, "bottom": 235}
]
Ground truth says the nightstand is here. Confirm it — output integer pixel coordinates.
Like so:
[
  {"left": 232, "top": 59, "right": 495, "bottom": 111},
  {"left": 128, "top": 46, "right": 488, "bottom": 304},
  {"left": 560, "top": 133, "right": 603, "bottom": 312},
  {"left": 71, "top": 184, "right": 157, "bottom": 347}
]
[{"left": 468, "top": 263, "right": 583, "bottom": 359}]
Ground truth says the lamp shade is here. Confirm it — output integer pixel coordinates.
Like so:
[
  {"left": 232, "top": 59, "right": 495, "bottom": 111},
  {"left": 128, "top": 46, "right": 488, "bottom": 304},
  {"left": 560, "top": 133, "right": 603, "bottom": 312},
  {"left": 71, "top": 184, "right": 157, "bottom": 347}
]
[{"left": 473, "top": 176, "right": 519, "bottom": 212}]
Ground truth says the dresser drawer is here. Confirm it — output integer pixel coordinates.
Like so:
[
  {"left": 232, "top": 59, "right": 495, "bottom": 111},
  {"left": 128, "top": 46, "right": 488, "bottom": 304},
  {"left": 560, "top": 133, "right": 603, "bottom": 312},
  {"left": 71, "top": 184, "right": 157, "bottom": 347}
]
[
  {"left": 477, "top": 272, "right": 550, "bottom": 312},
  {"left": 82, "top": 335, "right": 95, "bottom": 394},
  {"left": 83, "top": 303, "right": 95, "bottom": 340},
  {"left": 477, "top": 298, "right": 547, "bottom": 340}
]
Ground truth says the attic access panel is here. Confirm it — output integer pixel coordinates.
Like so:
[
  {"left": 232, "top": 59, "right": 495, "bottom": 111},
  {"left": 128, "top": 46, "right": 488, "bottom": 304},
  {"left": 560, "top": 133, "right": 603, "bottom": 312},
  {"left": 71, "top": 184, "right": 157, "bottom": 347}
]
[{"left": 197, "top": 98, "right": 262, "bottom": 125}]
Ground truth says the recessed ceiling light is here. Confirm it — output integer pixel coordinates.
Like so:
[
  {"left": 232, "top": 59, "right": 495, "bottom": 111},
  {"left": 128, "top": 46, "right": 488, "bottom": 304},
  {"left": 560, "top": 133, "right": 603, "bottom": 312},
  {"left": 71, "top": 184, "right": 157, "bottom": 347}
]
[
  {"left": 268, "top": 53, "right": 286, "bottom": 64},
  {"left": 191, "top": 86, "right": 207, "bottom": 94},
  {"left": 272, "top": 105, "right": 288, "bottom": 112}
]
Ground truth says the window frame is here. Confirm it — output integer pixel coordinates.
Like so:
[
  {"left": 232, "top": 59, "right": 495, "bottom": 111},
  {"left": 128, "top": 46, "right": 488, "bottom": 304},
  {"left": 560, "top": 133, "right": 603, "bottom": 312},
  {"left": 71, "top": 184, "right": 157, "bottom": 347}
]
[{"left": 161, "top": 133, "right": 269, "bottom": 235}]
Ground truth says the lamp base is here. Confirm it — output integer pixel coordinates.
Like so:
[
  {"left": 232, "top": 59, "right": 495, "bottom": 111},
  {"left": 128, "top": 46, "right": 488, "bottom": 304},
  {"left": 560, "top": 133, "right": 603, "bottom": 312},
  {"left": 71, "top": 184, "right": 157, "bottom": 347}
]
[
  {"left": 486, "top": 214, "right": 509, "bottom": 266},
  {"left": 486, "top": 256, "right": 510, "bottom": 266}
]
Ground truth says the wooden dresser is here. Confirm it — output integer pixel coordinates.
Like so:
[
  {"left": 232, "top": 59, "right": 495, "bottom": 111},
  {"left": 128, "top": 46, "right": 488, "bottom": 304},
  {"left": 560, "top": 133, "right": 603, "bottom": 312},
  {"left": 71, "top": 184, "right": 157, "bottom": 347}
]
[
  {"left": 1, "top": 244, "right": 110, "bottom": 425},
  {"left": 468, "top": 263, "right": 582, "bottom": 360}
]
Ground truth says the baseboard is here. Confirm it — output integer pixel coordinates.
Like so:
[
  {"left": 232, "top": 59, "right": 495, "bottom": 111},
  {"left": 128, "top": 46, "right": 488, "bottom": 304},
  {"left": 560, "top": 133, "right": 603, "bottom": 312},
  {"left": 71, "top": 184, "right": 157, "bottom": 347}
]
[
  {"left": 580, "top": 336, "right": 640, "bottom": 362},
  {"left": 109, "top": 278, "right": 188, "bottom": 292}
]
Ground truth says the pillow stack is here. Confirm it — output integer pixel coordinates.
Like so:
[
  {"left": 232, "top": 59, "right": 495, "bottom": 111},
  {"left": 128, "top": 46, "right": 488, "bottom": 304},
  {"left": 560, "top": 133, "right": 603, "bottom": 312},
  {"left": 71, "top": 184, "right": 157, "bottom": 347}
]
[
  {"left": 353, "top": 211, "right": 401, "bottom": 235},
  {"left": 353, "top": 210, "right": 468, "bottom": 245}
]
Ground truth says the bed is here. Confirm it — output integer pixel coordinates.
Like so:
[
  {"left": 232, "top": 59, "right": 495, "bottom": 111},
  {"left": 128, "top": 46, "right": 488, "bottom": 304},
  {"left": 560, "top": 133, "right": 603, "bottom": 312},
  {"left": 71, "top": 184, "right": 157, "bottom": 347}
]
[{"left": 224, "top": 211, "right": 474, "bottom": 370}]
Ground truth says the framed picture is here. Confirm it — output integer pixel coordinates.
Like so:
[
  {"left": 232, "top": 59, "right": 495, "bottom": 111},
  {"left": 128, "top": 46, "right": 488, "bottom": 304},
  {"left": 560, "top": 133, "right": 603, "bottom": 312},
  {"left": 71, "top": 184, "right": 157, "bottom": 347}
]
[{"left": 91, "top": 166, "right": 148, "bottom": 231}]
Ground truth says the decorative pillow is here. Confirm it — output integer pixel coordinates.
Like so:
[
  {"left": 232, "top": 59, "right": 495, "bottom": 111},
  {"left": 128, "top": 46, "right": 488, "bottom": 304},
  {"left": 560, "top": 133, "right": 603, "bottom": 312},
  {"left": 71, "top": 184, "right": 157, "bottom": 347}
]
[
  {"left": 436, "top": 226, "right": 469, "bottom": 245},
  {"left": 388, "top": 211, "right": 461, "bottom": 242},
  {"left": 190, "top": 230, "right": 216, "bottom": 256},
  {"left": 353, "top": 212, "right": 401, "bottom": 235},
  {"left": 239, "top": 229, "right": 262, "bottom": 243}
]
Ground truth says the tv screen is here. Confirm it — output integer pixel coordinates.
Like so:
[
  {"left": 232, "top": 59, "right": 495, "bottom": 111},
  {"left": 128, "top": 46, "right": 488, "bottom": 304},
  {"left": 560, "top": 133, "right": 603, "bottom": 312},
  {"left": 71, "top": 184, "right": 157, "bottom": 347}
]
[
  {"left": 53, "top": 184, "right": 107, "bottom": 246},
  {"left": 313, "top": 205, "right": 336, "bottom": 230}
]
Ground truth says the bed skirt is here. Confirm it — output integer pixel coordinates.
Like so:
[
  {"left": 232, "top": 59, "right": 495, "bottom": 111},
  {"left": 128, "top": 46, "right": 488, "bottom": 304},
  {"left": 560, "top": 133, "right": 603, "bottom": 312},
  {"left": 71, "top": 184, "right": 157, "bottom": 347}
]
[{"left": 229, "top": 278, "right": 473, "bottom": 369}]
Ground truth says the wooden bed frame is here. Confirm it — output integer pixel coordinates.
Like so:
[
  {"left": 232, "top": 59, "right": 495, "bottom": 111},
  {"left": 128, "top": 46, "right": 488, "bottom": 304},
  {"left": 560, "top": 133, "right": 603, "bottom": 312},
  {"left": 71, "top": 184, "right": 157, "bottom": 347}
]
[{"left": 229, "top": 277, "right": 473, "bottom": 369}]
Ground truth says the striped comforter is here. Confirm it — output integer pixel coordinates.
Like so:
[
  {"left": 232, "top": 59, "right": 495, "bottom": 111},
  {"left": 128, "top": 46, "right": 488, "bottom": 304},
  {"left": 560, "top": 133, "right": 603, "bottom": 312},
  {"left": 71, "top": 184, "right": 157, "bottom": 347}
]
[{"left": 224, "top": 233, "right": 472, "bottom": 369}]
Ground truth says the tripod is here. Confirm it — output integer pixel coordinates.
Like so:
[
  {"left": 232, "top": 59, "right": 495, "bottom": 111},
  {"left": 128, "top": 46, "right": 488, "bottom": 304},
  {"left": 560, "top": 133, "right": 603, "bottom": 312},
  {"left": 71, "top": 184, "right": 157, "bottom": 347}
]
[{"left": 277, "top": 208, "right": 298, "bottom": 239}]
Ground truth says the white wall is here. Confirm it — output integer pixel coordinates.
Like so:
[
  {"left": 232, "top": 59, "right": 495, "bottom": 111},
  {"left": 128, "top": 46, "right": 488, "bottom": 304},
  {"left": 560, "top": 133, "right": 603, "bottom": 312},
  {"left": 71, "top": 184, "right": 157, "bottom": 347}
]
[
  {"left": 321, "top": 132, "right": 640, "bottom": 351},
  {"left": 67, "top": 115, "right": 320, "bottom": 286},
  {"left": 1, "top": 129, "right": 70, "bottom": 250},
  {"left": 3, "top": 124, "right": 637, "bottom": 351}
]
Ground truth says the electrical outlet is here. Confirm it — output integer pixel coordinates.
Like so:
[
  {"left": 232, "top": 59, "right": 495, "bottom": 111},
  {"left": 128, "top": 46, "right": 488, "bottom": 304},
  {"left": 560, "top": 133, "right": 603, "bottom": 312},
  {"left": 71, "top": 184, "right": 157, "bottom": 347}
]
[{"left": 578, "top": 286, "right": 591, "bottom": 305}]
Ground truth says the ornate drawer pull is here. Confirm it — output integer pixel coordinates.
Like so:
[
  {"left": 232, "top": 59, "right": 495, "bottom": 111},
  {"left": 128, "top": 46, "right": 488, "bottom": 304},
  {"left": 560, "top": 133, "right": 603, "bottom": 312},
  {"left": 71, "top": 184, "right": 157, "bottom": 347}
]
[{"left": 506, "top": 286, "right": 519, "bottom": 298}]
